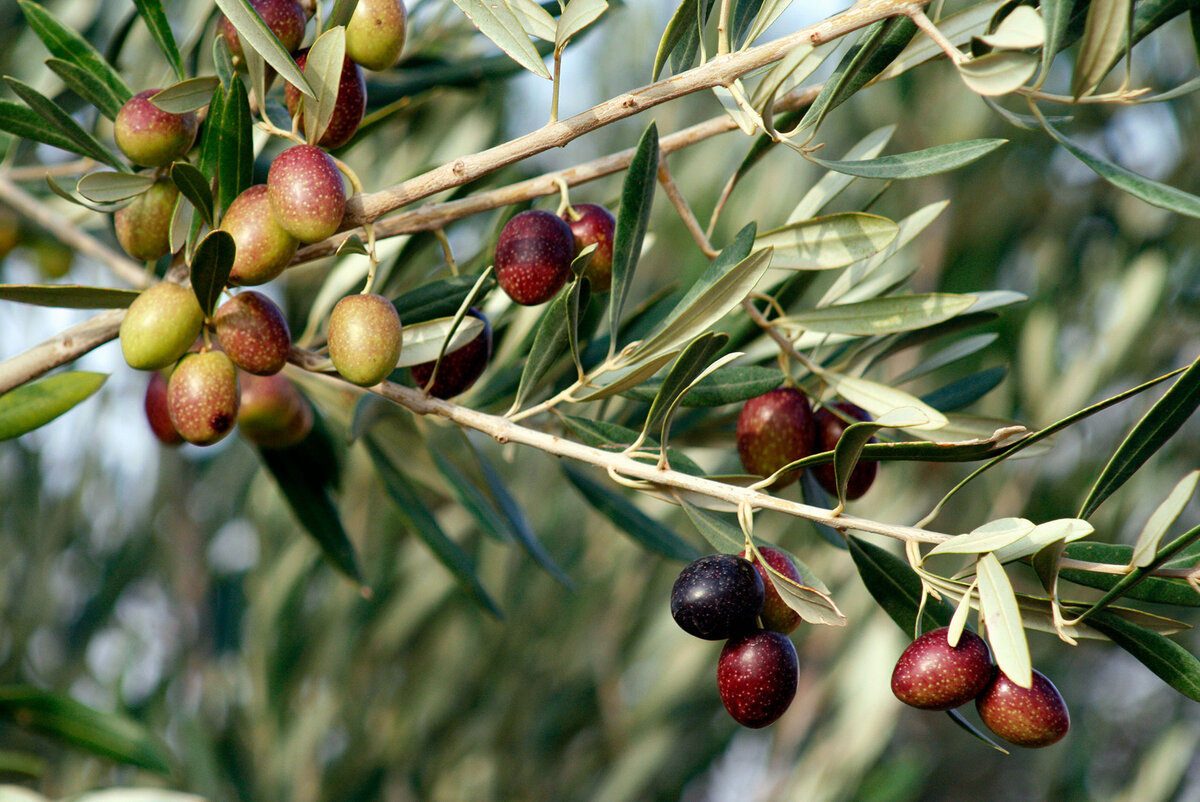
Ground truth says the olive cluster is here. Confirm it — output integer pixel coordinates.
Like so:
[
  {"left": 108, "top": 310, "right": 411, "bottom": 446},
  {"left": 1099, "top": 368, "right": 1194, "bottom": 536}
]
[{"left": 670, "top": 549, "right": 807, "bottom": 728}]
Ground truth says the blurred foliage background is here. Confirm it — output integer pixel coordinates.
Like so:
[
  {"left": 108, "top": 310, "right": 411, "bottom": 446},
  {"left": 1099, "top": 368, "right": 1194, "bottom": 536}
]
[{"left": 2, "top": 0, "right": 1200, "bottom": 800}]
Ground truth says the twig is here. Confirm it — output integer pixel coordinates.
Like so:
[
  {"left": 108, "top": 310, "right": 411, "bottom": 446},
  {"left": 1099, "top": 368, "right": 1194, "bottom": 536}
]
[
  {"left": 0, "top": 174, "right": 146, "bottom": 289},
  {"left": 657, "top": 159, "right": 719, "bottom": 258},
  {"left": 4, "top": 159, "right": 96, "bottom": 181},
  {"left": 0, "top": 309, "right": 124, "bottom": 394}
]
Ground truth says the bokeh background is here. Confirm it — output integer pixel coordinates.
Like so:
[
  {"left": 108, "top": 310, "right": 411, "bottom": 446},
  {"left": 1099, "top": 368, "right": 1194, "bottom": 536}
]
[{"left": 2, "top": 0, "right": 1200, "bottom": 799}]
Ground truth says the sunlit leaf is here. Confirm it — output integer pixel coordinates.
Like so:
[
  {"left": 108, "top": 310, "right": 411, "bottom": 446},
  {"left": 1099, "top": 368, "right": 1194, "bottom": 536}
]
[
  {"left": 450, "top": 0, "right": 553, "bottom": 79},
  {"left": 150, "top": 77, "right": 220, "bottom": 113},
  {"left": 809, "top": 139, "right": 1008, "bottom": 180},
  {"left": 3, "top": 78, "right": 126, "bottom": 170},
  {"left": 927, "top": 518, "right": 1035, "bottom": 559},
  {"left": 215, "top": 0, "right": 316, "bottom": 96},
  {"left": 556, "top": 0, "right": 607, "bottom": 50},
  {"left": 991, "top": 518, "right": 1093, "bottom": 564},
  {"left": 572, "top": 350, "right": 679, "bottom": 402},
  {"left": 1130, "top": 472, "right": 1200, "bottom": 568},
  {"left": 76, "top": 172, "right": 155, "bottom": 203},
  {"left": 977, "top": 5, "right": 1045, "bottom": 49},
  {"left": 756, "top": 213, "right": 898, "bottom": 270},
  {"left": 741, "top": 0, "right": 794, "bottom": 48},
  {"left": 818, "top": 372, "right": 948, "bottom": 431},
  {"left": 508, "top": 0, "right": 557, "bottom": 41},
  {"left": 512, "top": 285, "right": 582, "bottom": 410},
  {"left": 0, "top": 372, "right": 107, "bottom": 441},
  {"left": 44, "top": 58, "right": 125, "bottom": 120},
  {"left": 621, "top": 364, "right": 785, "bottom": 407},
  {"left": 394, "top": 315, "right": 485, "bottom": 368},
  {"left": 301, "top": 26, "right": 347, "bottom": 145},
  {"left": 1072, "top": 0, "right": 1130, "bottom": 98},
  {"left": 641, "top": 332, "right": 729, "bottom": 440},
  {"left": 957, "top": 51, "right": 1038, "bottom": 95},
  {"left": 780, "top": 293, "right": 978, "bottom": 336},
  {"left": 977, "top": 553, "right": 1031, "bottom": 687},
  {"left": 133, "top": 0, "right": 187, "bottom": 81}
]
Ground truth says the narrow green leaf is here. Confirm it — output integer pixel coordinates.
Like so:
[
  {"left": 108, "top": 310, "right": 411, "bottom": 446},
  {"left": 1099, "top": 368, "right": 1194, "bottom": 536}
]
[
  {"left": 680, "top": 499, "right": 744, "bottom": 552},
  {"left": 513, "top": 287, "right": 577, "bottom": 409},
  {"left": 151, "top": 77, "right": 220, "bottom": 113},
  {"left": 168, "top": 191, "right": 194, "bottom": 257},
  {"left": 44, "top": 58, "right": 124, "bottom": 120},
  {"left": 213, "top": 31, "right": 236, "bottom": 88},
  {"left": 450, "top": 0, "right": 553, "bottom": 79},
  {"left": 18, "top": 1, "right": 132, "bottom": 104},
  {"left": 740, "top": 0, "right": 792, "bottom": 48},
  {"left": 927, "top": 518, "right": 1036, "bottom": 558},
  {"left": 1039, "top": 0, "right": 1076, "bottom": 80},
  {"left": 828, "top": 414, "right": 901, "bottom": 506},
  {"left": 977, "top": 5, "right": 1045, "bottom": 49},
  {"left": 561, "top": 464, "right": 699, "bottom": 561},
  {"left": 1131, "top": 472, "right": 1200, "bottom": 568},
  {"left": 0, "top": 686, "right": 170, "bottom": 773},
  {"left": 921, "top": 365, "right": 1009, "bottom": 413},
  {"left": 1036, "top": 107, "right": 1200, "bottom": 218},
  {"left": 809, "top": 139, "right": 1008, "bottom": 180},
  {"left": 819, "top": 372, "right": 948, "bottom": 431},
  {"left": 365, "top": 435, "right": 502, "bottom": 616},
  {"left": 394, "top": 273, "right": 496, "bottom": 323},
  {"left": 0, "top": 372, "right": 107, "bottom": 441},
  {"left": 45, "top": 174, "right": 123, "bottom": 213},
  {"left": 977, "top": 553, "right": 1031, "bottom": 687},
  {"left": 427, "top": 444, "right": 513, "bottom": 542},
  {"left": 190, "top": 229, "right": 236, "bottom": 317},
  {"left": 258, "top": 428, "right": 364, "bottom": 585},
  {"left": 756, "top": 213, "right": 898, "bottom": 270},
  {"left": 197, "top": 81, "right": 225, "bottom": 179},
  {"left": 76, "top": 172, "right": 155, "bottom": 203},
  {"left": 847, "top": 534, "right": 955, "bottom": 636},
  {"left": 1061, "top": 538, "right": 1200, "bottom": 608},
  {"left": 394, "top": 315, "right": 485, "bottom": 368},
  {"left": 556, "top": 0, "right": 607, "bottom": 50},
  {"left": 216, "top": 79, "right": 254, "bottom": 218},
  {"left": 642, "top": 332, "right": 728, "bottom": 439},
  {"left": 559, "top": 415, "right": 706, "bottom": 476},
  {"left": 782, "top": 293, "right": 978, "bottom": 336},
  {"left": 946, "top": 707, "right": 1011, "bottom": 753},
  {"left": 572, "top": 350, "right": 679, "bottom": 402},
  {"left": 1080, "top": 609, "right": 1200, "bottom": 701},
  {"left": 790, "top": 126, "right": 895, "bottom": 223},
  {"left": 566, "top": 271, "right": 588, "bottom": 378},
  {"left": 957, "top": 51, "right": 1039, "bottom": 96},
  {"left": 133, "top": 0, "right": 187, "bottom": 81},
  {"left": 302, "top": 27, "right": 347, "bottom": 145},
  {"left": 0, "top": 285, "right": 139, "bottom": 309},
  {"left": 654, "top": 0, "right": 717, "bottom": 79},
  {"left": 171, "top": 162, "right": 215, "bottom": 227},
  {"left": 621, "top": 364, "right": 785, "bottom": 407},
  {"left": 1072, "top": 0, "right": 1130, "bottom": 98},
  {"left": 1081, "top": 358, "right": 1200, "bottom": 518},
  {"left": 3, "top": 77, "right": 126, "bottom": 170},
  {"left": 609, "top": 122, "right": 659, "bottom": 354},
  {"left": 892, "top": 333, "right": 998, "bottom": 385},
  {"left": 991, "top": 518, "right": 1093, "bottom": 565},
  {"left": 0, "top": 100, "right": 80, "bottom": 153},
  {"left": 215, "top": 0, "right": 316, "bottom": 96},
  {"left": 509, "top": 0, "right": 558, "bottom": 42}
]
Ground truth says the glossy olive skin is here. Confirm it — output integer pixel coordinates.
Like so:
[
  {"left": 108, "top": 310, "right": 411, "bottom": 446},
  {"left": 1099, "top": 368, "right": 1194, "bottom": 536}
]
[
  {"left": 718, "top": 629, "right": 799, "bottom": 728},
  {"left": 222, "top": 184, "right": 299, "bottom": 286},
  {"left": 410, "top": 309, "right": 492, "bottom": 398},
  {"left": 114, "top": 90, "right": 198, "bottom": 167},
  {"left": 267, "top": 145, "right": 347, "bottom": 243},
  {"left": 327, "top": 293, "right": 403, "bottom": 386},
  {"left": 213, "top": 291, "right": 292, "bottom": 376},
  {"left": 890, "top": 627, "right": 993, "bottom": 711},
  {"left": 670, "top": 554, "right": 764, "bottom": 641},
  {"left": 285, "top": 51, "right": 366, "bottom": 149},
  {"left": 740, "top": 546, "right": 804, "bottom": 635},
  {"left": 811, "top": 402, "right": 878, "bottom": 500},
  {"left": 346, "top": 0, "right": 407, "bottom": 71},
  {"left": 736, "top": 387, "right": 816, "bottom": 490},
  {"left": 144, "top": 370, "right": 183, "bottom": 446},
  {"left": 167, "top": 351, "right": 240, "bottom": 446},
  {"left": 119, "top": 282, "right": 204, "bottom": 371},
  {"left": 114, "top": 178, "right": 178, "bottom": 262},
  {"left": 237, "top": 372, "right": 313, "bottom": 448},
  {"left": 494, "top": 210, "right": 576, "bottom": 305},
  {"left": 563, "top": 203, "right": 616, "bottom": 293},
  {"left": 976, "top": 668, "right": 1070, "bottom": 748},
  {"left": 218, "top": 0, "right": 306, "bottom": 61}
]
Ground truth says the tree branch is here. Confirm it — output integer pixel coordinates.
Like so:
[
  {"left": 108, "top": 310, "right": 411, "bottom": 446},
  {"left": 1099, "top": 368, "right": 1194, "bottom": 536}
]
[{"left": 0, "top": 309, "right": 124, "bottom": 394}]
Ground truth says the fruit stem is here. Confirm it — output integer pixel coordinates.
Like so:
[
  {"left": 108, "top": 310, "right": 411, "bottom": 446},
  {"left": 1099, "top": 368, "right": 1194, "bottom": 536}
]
[
  {"left": 433, "top": 228, "right": 458, "bottom": 276},
  {"left": 554, "top": 176, "right": 577, "bottom": 219},
  {"left": 549, "top": 47, "right": 563, "bottom": 124},
  {"left": 717, "top": 0, "right": 732, "bottom": 56}
]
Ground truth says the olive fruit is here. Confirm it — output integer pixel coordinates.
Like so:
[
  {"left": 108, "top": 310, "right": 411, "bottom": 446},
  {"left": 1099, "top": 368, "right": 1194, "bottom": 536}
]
[
  {"left": 213, "top": 291, "right": 291, "bottom": 376},
  {"left": 222, "top": 184, "right": 299, "bottom": 286},
  {"left": 345, "top": 0, "right": 407, "bottom": 71},
  {"left": 563, "top": 203, "right": 616, "bottom": 293},
  {"left": 114, "top": 90, "right": 199, "bottom": 167},
  {"left": 410, "top": 309, "right": 492, "bottom": 399},
  {"left": 494, "top": 209, "right": 575, "bottom": 305},
  {"left": 114, "top": 178, "right": 178, "bottom": 262},
  {"left": 327, "top": 293, "right": 402, "bottom": 386},
  {"left": 670, "top": 554, "right": 764, "bottom": 641},
  {"left": 739, "top": 546, "right": 804, "bottom": 635},
  {"left": 717, "top": 629, "right": 799, "bottom": 728},
  {"left": 237, "top": 372, "right": 313, "bottom": 448},
  {"left": 267, "top": 144, "right": 347, "bottom": 243},
  {"left": 119, "top": 282, "right": 204, "bottom": 371},
  {"left": 890, "top": 627, "right": 993, "bottom": 711},
  {"left": 736, "top": 387, "right": 816, "bottom": 489},
  {"left": 144, "top": 370, "right": 183, "bottom": 446},
  {"left": 167, "top": 351, "right": 240, "bottom": 446},
  {"left": 285, "top": 51, "right": 366, "bottom": 149},
  {"left": 217, "top": 0, "right": 306, "bottom": 61},
  {"left": 812, "top": 402, "right": 878, "bottom": 500},
  {"left": 976, "top": 668, "right": 1070, "bottom": 748}
]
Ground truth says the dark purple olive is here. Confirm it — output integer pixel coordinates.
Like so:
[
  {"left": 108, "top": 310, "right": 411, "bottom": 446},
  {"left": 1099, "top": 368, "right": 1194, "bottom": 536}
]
[{"left": 670, "top": 554, "right": 764, "bottom": 640}]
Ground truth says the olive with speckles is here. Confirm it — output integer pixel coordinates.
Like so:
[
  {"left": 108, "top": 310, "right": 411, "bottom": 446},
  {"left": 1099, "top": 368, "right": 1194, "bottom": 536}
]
[
  {"left": 410, "top": 308, "right": 491, "bottom": 398},
  {"left": 222, "top": 185, "right": 299, "bottom": 286},
  {"left": 238, "top": 372, "right": 313, "bottom": 448},
  {"left": 494, "top": 209, "right": 576, "bottom": 305},
  {"left": 717, "top": 628, "right": 798, "bottom": 728},
  {"left": 285, "top": 51, "right": 366, "bottom": 149},
  {"left": 217, "top": 0, "right": 306, "bottom": 62},
  {"left": 563, "top": 203, "right": 616, "bottom": 293},
  {"left": 890, "top": 626, "right": 993, "bottom": 711},
  {"left": 670, "top": 554, "right": 764, "bottom": 641},
  {"left": 739, "top": 546, "right": 804, "bottom": 635},
  {"left": 167, "top": 351, "right": 240, "bottom": 446},
  {"left": 144, "top": 370, "right": 183, "bottom": 446},
  {"left": 812, "top": 401, "right": 878, "bottom": 500},
  {"left": 114, "top": 177, "right": 178, "bottom": 262},
  {"left": 268, "top": 144, "right": 347, "bottom": 243},
  {"left": 736, "top": 387, "right": 816, "bottom": 489},
  {"left": 976, "top": 668, "right": 1070, "bottom": 748},
  {"left": 120, "top": 282, "right": 204, "bottom": 371},
  {"left": 327, "top": 293, "right": 402, "bottom": 386},
  {"left": 214, "top": 291, "right": 291, "bottom": 376},
  {"left": 346, "top": 0, "right": 407, "bottom": 71},
  {"left": 114, "top": 90, "right": 199, "bottom": 167}
]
